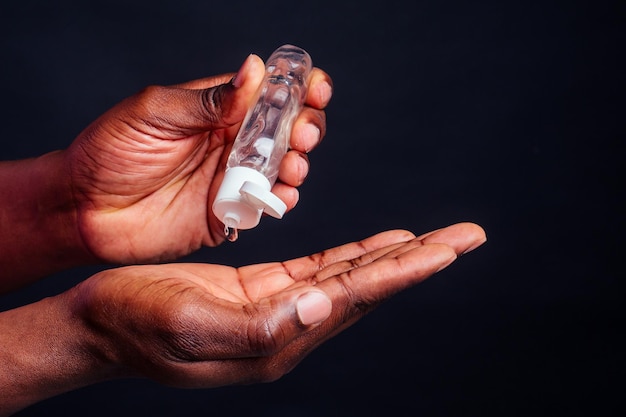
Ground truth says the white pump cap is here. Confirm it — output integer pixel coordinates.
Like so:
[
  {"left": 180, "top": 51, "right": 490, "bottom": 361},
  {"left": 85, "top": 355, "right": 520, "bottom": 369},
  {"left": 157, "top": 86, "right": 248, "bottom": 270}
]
[{"left": 212, "top": 166, "right": 287, "bottom": 230}]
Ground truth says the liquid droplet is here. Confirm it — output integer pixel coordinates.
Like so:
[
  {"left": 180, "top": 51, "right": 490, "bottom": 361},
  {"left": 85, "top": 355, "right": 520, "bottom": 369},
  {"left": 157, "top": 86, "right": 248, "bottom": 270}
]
[{"left": 225, "top": 226, "right": 239, "bottom": 242}]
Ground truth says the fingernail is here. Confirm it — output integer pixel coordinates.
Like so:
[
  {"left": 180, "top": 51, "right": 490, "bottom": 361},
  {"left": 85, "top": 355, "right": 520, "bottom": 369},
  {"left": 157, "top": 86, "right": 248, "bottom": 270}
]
[
  {"left": 319, "top": 81, "right": 333, "bottom": 107},
  {"left": 297, "top": 151, "right": 310, "bottom": 182},
  {"left": 232, "top": 54, "right": 253, "bottom": 88},
  {"left": 296, "top": 291, "right": 332, "bottom": 326},
  {"left": 303, "top": 124, "right": 320, "bottom": 153}
]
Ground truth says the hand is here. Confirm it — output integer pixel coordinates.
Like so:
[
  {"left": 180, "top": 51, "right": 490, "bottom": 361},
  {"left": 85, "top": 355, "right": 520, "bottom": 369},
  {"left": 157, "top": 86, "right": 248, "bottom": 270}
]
[
  {"left": 74, "top": 223, "right": 485, "bottom": 387},
  {"left": 0, "top": 223, "right": 485, "bottom": 414},
  {"left": 65, "top": 54, "right": 332, "bottom": 264}
]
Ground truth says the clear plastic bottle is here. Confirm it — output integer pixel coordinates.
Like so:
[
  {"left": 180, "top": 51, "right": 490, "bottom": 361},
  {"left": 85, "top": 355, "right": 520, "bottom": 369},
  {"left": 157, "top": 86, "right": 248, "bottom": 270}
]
[{"left": 212, "top": 44, "right": 313, "bottom": 241}]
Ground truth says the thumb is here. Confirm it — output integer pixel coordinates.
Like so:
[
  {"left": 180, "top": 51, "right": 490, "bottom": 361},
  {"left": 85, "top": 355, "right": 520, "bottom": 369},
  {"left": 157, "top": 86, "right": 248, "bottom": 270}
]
[
  {"left": 295, "top": 290, "right": 333, "bottom": 326},
  {"left": 232, "top": 287, "right": 332, "bottom": 358},
  {"left": 261, "top": 286, "right": 333, "bottom": 332},
  {"left": 186, "top": 286, "right": 332, "bottom": 361},
  {"left": 198, "top": 53, "right": 265, "bottom": 127},
  {"left": 123, "top": 54, "right": 266, "bottom": 137}
]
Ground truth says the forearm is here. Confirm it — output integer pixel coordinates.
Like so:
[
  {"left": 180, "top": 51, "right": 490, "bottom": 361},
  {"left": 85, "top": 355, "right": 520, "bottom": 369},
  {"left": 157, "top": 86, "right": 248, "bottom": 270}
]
[
  {"left": 0, "top": 151, "right": 95, "bottom": 292},
  {"left": 0, "top": 289, "right": 119, "bottom": 416}
]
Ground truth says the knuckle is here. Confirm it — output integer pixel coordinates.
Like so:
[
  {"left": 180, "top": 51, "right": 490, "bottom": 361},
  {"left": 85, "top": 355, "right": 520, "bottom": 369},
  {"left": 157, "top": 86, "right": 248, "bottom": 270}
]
[{"left": 201, "top": 86, "right": 225, "bottom": 125}]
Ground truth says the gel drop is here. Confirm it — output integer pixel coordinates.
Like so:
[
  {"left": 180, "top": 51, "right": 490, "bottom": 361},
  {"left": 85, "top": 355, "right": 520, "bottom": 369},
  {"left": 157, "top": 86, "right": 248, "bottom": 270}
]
[{"left": 212, "top": 45, "right": 313, "bottom": 241}]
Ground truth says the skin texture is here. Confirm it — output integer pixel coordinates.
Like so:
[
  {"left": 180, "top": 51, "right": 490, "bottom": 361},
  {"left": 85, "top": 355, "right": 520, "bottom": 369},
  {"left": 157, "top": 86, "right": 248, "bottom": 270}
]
[
  {"left": 0, "top": 54, "right": 332, "bottom": 292},
  {"left": 67, "top": 54, "right": 330, "bottom": 262},
  {"left": 0, "top": 52, "right": 487, "bottom": 415},
  {"left": 0, "top": 223, "right": 486, "bottom": 415}
]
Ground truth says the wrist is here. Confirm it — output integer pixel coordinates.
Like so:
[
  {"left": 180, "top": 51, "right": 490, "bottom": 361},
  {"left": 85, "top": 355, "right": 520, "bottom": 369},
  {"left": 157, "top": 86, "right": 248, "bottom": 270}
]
[
  {"left": 0, "top": 288, "right": 121, "bottom": 415},
  {"left": 0, "top": 150, "right": 96, "bottom": 291}
]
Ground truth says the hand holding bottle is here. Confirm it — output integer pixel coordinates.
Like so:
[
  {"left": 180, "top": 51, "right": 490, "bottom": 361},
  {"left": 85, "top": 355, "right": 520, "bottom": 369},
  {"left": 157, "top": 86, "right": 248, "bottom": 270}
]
[{"left": 62, "top": 53, "right": 332, "bottom": 264}]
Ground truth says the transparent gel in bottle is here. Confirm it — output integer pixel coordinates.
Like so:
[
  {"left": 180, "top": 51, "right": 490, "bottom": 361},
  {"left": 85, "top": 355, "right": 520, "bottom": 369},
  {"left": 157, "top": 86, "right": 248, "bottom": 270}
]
[{"left": 212, "top": 44, "right": 313, "bottom": 241}]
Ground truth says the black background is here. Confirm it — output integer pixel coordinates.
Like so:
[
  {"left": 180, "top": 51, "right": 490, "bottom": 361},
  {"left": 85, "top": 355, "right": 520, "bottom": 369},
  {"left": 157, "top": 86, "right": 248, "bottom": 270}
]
[{"left": 1, "top": 0, "right": 623, "bottom": 416}]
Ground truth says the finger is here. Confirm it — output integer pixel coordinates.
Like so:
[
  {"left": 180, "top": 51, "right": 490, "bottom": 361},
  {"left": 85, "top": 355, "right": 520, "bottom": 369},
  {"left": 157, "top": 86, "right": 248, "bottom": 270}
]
[
  {"left": 317, "top": 243, "right": 457, "bottom": 327},
  {"left": 290, "top": 107, "right": 326, "bottom": 153},
  {"left": 311, "top": 238, "right": 426, "bottom": 283},
  {"left": 306, "top": 222, "right": 487, "bottom": 284},
  {"left": 168, "top": 73, "right": 234, "bottom": 90},
  {"left": 269, "top": 182, "right": 299, "bottom": 213},
  {"left": 130, "top": 54, "right": 266, "bottom": 137},
  {"left": 416, "top": 222, "right": 487, "bottom": 255},
  {"left": 277, "top": 150, "right": 309, "bottom": 187},
  {"left": 305, "top": 67, "right": 333, "bottom": 109},
  {"left": 195, "top": 54, "right": 265, "bottom": 127},
  {"left": 282, "top": 230, "right": 417, "bottom": 281}
]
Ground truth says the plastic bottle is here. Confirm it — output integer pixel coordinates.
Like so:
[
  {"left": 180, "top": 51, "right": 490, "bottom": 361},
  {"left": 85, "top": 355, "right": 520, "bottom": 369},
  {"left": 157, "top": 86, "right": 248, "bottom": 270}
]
[{"left": 212, "top": 44, "right": 313, "bottom": 241}]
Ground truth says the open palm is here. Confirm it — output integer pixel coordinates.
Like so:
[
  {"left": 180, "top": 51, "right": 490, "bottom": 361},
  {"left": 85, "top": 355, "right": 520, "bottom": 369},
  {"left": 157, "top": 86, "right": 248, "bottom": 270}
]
[{"left": 75, "top": 223, "right": 485, "bottom": 388}]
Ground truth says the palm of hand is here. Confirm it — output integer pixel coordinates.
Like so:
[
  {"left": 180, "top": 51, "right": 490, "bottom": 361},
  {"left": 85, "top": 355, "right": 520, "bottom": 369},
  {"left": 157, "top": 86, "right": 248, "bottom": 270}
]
[
  {"left": 76, "top": 224, "right": 484, "bottom": 388},
  {"left": 78, "top": 245, "right": 329, "bottom": 386},
  {"left": 65, "top": 69, "right": 257, "bottom": 263},
  {"left": 68, "top": 109, "right": 233, "bottom": 263}
]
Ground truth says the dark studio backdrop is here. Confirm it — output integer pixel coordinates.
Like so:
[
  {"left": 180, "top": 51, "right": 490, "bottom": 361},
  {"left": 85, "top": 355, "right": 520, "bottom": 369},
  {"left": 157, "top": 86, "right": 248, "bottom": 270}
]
[{"left": 1, "top": 0, "right": 623, "bottom": 416}]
